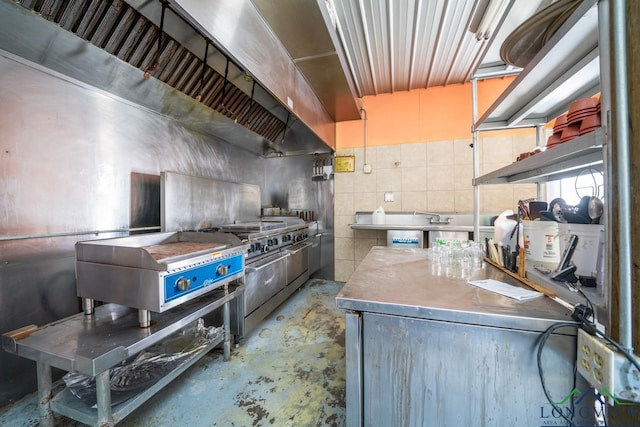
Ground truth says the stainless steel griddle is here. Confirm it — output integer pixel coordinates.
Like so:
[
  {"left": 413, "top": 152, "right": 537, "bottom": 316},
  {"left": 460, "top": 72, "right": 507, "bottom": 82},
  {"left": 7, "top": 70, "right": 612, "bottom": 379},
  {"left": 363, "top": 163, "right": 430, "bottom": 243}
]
[{"left": 75, "top": 231, "right": 248, "bottom": 327}]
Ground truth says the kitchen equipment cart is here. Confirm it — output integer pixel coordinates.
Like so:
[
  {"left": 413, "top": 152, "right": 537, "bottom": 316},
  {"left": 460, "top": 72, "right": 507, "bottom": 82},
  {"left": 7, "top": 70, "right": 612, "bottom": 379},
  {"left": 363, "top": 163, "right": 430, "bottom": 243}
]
[{"left": 2, "top": 283, "right": 244, "bottom": 427}]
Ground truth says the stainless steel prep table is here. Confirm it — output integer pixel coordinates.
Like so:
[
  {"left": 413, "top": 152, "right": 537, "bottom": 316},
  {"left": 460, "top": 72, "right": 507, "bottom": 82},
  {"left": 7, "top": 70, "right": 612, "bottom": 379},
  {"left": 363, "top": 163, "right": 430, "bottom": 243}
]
[
  {"left": 336, "top": 247, "right": 594, "bottom": 427},
  {"left": 2, "top": 283, "right": 244, "bottom": 427}
]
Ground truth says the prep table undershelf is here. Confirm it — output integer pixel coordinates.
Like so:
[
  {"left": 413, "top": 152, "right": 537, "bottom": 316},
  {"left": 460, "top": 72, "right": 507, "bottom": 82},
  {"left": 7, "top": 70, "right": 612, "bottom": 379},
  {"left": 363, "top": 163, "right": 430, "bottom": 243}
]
[
  {"left": 2, "top": 283, "right": 244, "bottom": 427},
  {"left": 49, "top": 333, "right": 223, "bottom": 426}
]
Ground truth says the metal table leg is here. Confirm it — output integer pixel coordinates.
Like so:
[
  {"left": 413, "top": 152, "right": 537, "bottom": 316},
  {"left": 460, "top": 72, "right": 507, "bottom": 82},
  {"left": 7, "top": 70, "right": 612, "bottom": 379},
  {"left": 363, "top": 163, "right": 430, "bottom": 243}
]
[
  {"left": 345, "top": 311, "right": 363, "bottom": 427},
  {"left": 95, "top": 369, "right": 113, "bottom": 426},
  {"left": 223, "top": 284, "right": 230, "bottom": 361},
  {"left": 36, "top": 361, "right": 54, "bottom": 427}
]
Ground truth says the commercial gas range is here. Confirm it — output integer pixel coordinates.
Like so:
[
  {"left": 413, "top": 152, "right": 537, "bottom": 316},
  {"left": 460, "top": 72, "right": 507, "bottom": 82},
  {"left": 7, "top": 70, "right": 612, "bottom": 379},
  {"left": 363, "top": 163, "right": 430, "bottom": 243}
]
[
  {"left": 219, "top": 217, "right": 309, "bottom": 261},
  {"left": 75, "top": 231, "right": 249, "bottom": 327},
  {"left": 218, "top": 217, "right": 312, "bottom": 334}
]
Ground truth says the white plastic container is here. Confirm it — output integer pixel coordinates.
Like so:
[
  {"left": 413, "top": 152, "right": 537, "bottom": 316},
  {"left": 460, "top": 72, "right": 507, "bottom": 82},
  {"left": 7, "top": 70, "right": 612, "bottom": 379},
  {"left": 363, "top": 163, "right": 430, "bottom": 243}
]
[
  {"left": 558, "top": 223, "right": 604, "bottom": 279},
  {"left": 522, "top": 221, "right": 560, "bottom": 268},
  {"left": 372, "top": 207, "right": 386, "bottom": 224}
]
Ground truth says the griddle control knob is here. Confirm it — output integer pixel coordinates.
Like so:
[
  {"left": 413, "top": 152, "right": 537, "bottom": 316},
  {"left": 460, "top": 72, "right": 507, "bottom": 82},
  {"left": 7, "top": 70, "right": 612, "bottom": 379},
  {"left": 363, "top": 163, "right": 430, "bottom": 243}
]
[
  {"left": 176, "top": 278, "right": 190, "bottom": 291},
  {"left": 217, "top": 264, "right": 229, "bottom": 276}
]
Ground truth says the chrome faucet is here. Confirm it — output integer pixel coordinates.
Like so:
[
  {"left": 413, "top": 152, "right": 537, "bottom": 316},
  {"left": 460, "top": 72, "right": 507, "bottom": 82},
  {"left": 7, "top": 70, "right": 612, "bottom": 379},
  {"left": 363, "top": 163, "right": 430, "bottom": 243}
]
[{"left": 413, "top": 211, "right": 452, "bottom": 225}]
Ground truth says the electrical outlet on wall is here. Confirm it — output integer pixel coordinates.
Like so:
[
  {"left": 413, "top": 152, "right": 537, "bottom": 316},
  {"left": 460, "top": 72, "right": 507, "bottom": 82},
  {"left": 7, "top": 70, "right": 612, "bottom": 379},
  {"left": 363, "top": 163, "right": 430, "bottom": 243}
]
[
  {"left": 384, "top": 192, "right": 394, "bottom": 202},
  {"left": 577, "top": 329, "right": 640, "bottom": 404}
]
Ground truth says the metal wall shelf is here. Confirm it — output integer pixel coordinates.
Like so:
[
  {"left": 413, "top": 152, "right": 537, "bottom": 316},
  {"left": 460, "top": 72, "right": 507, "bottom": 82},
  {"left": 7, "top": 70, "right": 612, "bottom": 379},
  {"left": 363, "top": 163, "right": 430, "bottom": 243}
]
[
  {"left": 474, "top": 0, "right": 599, "bottom": 131},
  {"left": 470, "top": 0, "right": 611, "bottom": 330},
  {"left": 474, "top": 128, "right": 604, "bottom": 185}
]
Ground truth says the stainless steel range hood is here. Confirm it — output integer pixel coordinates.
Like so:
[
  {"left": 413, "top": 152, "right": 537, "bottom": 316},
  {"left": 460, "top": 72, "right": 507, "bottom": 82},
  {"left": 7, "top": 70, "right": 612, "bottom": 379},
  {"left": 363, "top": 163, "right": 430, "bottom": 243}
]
[{"left": 0, "top": 0, "right": 334, "bottom": 156}]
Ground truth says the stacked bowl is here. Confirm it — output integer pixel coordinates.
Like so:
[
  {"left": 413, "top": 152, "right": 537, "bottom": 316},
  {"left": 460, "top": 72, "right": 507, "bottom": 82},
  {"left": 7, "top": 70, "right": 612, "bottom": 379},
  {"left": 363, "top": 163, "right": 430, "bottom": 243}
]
[{"left": 546, "top": 97, "right": 601, "bottom": 149}]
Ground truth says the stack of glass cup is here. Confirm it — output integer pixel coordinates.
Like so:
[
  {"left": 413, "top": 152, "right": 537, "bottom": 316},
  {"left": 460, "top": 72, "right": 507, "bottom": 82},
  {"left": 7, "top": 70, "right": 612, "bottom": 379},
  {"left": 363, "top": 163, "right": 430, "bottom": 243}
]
[
  {"left": 428, "top": 240, "right": 484, "bottom": 268},
  {"left": 427, "top": 239, "right": 484, "bottom": 280}
]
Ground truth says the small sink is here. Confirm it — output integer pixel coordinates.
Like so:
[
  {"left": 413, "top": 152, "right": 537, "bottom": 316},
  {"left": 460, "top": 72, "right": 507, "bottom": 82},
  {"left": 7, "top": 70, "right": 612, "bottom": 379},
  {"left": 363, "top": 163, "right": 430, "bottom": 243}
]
[
  {"left": 412, "top": 211, "right": 453, "bottom": 225},
  {"left": 353, "top": 211, "right": 500, "bottom": 227}
]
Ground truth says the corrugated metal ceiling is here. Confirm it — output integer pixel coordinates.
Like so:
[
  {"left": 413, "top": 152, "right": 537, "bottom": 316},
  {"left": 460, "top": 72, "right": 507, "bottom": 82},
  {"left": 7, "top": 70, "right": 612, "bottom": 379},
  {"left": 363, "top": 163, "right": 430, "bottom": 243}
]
[
  {"left": 251, "top": 0, "right": 553, "bottom": 118},
  {"left": 329, "top": 0, "right": 502, "bottom": 96}
]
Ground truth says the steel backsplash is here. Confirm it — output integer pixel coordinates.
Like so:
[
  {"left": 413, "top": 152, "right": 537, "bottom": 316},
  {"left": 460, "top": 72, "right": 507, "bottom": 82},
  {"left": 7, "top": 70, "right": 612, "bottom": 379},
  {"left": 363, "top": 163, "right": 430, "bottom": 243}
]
[{"left": 0, "top": 51, "right": 330, "bottom": 405}]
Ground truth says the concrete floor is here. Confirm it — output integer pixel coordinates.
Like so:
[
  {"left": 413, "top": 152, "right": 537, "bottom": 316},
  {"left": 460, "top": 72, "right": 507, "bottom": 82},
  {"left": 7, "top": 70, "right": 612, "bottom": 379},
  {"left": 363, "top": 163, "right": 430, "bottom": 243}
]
[{"left": 0, "top": 279, "right": 346, "bottom": 427}]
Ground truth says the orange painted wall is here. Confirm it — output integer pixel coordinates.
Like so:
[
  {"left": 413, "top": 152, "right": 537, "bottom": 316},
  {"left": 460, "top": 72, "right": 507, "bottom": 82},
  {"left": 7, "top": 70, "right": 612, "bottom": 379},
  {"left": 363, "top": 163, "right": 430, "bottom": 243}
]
[{"left": 336, "top": 77, "right": 539, "bottom": 149}]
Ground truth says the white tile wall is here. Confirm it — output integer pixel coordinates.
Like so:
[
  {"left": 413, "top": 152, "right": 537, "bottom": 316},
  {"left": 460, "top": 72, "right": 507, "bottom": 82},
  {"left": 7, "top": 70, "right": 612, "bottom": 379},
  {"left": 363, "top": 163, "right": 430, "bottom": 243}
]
[
  {"left": 401, "top": 167, "right": 427, "bottom": 192},
  {"left": 353, "top": 191, "right": 377, "bottom": 212},
  {"left": 334, "top": 215, "right": 354, "bottom": 238},
  {"left": 401, "top": 191, "right": 428, "bottom": 211},
  {"left": 333, "top": 135, "right": 538, "bottom": 281},
  {"left": 401, "top": 143, "right": 427, "bottom": 167}
]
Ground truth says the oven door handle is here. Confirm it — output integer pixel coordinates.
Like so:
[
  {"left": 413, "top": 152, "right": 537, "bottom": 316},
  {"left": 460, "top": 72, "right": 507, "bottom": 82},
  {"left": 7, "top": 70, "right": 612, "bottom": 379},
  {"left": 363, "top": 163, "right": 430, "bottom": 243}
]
[
  {"left": 284, "top": 242, "right": 313, "bottom": 255},
  {"left": 245, "top": 253, "right": 290, "bottom": 273}
]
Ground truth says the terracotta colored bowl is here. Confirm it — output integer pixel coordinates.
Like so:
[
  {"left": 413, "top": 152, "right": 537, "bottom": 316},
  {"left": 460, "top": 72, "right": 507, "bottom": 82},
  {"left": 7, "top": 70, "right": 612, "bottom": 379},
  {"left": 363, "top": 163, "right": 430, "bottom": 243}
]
[
  {"left": 568, "top": 97, "right": 600, "bottom": 117},
  {"left": 553, "top": 114, "right": 568, "bottom": 133},
  {"left": 546, "top": 133, "right": 561, "bottom": 147},
  {"left": 560, "top": 124, "right": 581, "bottom": 142},
  {"left": 579, "top": 114, "right": 602, "bottom": 135}
]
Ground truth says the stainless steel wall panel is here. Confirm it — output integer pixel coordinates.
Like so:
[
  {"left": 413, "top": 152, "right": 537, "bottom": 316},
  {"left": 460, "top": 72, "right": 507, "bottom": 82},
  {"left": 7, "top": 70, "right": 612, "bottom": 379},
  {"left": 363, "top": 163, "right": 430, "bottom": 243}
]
[
  {"left": 316, "top": 231, "right": 335, "bottom": 280},
  {"left": 264, "top": 155, "right": 334, "bottom": 279},
  {"left": 0, "top": 251, "right": 82, "bottom": 405},
  {"left": 130, "top": 172, "right": 161, "bottom": 230},
  {"left": 308, "top": 235, "right": 321, "bottom": 276},
  {"left": 161, "top": 172, "right": 261, "bottom": 232},
  {"left": 263, "top": 156, "right": 315, "bottom": 216}
]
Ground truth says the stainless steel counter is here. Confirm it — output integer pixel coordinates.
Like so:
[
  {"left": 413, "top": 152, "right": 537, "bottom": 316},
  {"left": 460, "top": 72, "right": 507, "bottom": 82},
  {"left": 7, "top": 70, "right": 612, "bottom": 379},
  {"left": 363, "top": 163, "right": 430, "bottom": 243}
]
[
  {"left": 349, "top": 223, "right": 494, "bottom": 232},
  {"left": 336, "top": 246, "right": 573, "bottom": 332},
  {"left": 337, "top": 247, "right": 591, "bottom": 427}
]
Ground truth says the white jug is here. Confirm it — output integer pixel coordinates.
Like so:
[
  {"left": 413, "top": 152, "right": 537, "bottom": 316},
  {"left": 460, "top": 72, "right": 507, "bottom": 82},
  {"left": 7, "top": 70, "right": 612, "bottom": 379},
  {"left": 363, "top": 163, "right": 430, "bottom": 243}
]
[{"left": 372, "top": 207, "right": 386, "bottom": 224}]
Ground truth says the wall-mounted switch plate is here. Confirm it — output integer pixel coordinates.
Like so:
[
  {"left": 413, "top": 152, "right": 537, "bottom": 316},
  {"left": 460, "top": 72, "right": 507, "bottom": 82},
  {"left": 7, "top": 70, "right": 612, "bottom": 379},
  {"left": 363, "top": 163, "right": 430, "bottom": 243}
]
[{"left": 364, "top": 164, "right": 372, "bottom": 174}]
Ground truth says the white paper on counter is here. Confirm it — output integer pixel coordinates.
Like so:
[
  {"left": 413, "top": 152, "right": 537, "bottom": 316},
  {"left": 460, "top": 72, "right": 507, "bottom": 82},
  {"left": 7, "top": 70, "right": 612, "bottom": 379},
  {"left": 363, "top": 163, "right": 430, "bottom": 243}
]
[{"left": 467, "top": 279, "right": 543, "bottom": 301}]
